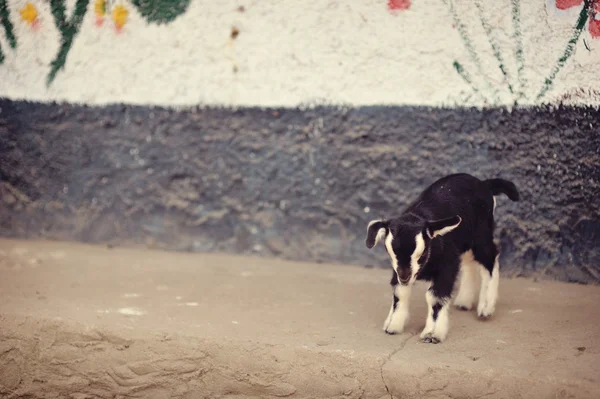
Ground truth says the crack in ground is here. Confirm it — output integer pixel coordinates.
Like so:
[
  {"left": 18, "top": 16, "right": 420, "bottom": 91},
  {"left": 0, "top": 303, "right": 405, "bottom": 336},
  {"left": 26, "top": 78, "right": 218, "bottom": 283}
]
[
  {"left": 422, "top": 381, "right": 450, "bottom": 395},
  {"left": 379, "top": 334, "right": 415, "bottom": 399},
  {"left": 380, "top": 364, "right": 392, "bottom": 399}
]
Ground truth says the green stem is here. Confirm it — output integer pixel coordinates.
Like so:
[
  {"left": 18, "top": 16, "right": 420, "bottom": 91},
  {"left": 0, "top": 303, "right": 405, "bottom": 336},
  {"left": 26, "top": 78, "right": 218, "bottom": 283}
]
[
  {"left": 0, "top": 0, "right": 17, "bottom": 64},
  {"left": 475, "top": 0, "right": 514, "bottom": 97},
  {"left": 453, "top": 61, "right": 488, "bottom": 104},
  {"left": 47, "top": 0, "right": 89, "bottom": 86},
  {"left": 511, "top": 0, "right": 527, "bottom": 102},
  {"left": 536, "top": 0, "right": 592, "bottom": 101},
  {"left": 442, "top": 0, "right": 498, "bottom": 105},
  {"left": 0, "top": 0, "right": 16, "bottom": 48}
]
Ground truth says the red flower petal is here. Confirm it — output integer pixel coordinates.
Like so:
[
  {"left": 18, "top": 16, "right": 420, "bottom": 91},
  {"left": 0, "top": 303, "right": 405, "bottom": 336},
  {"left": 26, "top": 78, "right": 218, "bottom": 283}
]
[
  {"left": 590, "top": 0, "right": 600, "bottom": 38},
  {"left": 555, "top": 0, "right": 583, "bottom": 10},
  {"left": 388, "top": 0, "right": 411, "bottom": 12},
  {"left": 589, "top": 18, "right": 600, "bottom": 38}
]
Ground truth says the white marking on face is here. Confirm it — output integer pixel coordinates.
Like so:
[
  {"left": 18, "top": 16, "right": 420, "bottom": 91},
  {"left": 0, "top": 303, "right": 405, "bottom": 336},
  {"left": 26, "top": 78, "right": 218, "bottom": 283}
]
[
  {"left": 385, "top": 231, "right": 398, "bottom": 273},
  {"left": 409, "top": 233, "right": 426, "bottom": 283},
  {"left": 493, "top": 197, "right": 497, "bottom": 213}
]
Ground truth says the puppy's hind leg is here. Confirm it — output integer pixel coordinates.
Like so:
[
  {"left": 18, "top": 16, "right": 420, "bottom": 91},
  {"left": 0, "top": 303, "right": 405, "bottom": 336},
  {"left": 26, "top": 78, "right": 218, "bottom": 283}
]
[{"left": 454, "top": 251, "right": 479, "bottom": 311}]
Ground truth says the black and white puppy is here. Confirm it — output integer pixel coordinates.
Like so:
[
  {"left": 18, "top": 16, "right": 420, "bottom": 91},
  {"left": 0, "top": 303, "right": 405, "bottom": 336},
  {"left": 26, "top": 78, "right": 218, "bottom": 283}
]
[{"left": 366, "top": 173, "right": 519, "bottom": 344}]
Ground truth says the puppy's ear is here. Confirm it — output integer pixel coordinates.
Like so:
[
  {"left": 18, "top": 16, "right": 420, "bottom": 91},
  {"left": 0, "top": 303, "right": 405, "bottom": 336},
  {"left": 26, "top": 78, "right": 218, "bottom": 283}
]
[
  {"left": 366, "top": 220, "right": 389, "bottom": 249},
  {"left": 425, "top": 215, "right": 462, "bottom": 239}
]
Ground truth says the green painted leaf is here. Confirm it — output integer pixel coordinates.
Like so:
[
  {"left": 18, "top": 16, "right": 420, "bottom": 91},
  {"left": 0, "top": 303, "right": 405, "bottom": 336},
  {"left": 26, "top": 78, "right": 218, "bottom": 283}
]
[
  {"left": 132, "top": 0, "right": 191, "bottom": 25},
  {"left": 0, "top": 0, "right": 17, "bottom": 64},
  {"left": 47, "top": 0, "right": 89, "bottom": 86}
]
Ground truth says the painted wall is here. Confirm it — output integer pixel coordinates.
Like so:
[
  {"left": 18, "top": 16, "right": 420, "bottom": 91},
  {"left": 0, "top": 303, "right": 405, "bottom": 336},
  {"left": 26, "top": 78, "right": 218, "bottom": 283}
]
[
  {"left": 0, "top": 0, "right": 599, "bottom": 108},
  {"left": 1, "top": 0, "right": 599, "bottom": 284}
]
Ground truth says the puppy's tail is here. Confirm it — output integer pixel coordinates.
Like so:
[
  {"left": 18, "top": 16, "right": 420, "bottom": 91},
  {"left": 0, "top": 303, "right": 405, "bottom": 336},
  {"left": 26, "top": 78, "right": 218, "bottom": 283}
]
[{"left": 484, "top": 178, "right": 520, "bottom": 201}]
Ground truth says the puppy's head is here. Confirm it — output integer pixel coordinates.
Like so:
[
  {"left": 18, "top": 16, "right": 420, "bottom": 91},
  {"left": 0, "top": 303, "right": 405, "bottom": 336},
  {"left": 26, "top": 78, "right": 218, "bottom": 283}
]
[{"left": 366, "top": 215, "right": 462, "bottom": 284}]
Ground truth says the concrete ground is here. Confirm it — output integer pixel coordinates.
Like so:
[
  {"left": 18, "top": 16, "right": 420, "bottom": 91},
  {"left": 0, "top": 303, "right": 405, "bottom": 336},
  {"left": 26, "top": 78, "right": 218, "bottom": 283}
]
[{"left": 0, "top": 238, "right": 599, "bottom": 399}]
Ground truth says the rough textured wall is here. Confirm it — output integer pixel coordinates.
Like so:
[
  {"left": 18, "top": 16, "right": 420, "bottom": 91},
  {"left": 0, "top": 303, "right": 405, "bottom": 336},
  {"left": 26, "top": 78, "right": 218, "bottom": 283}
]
[
  {"left": 1, "top": 1, "right": 599, "bottom": 283},
  {"left": 0, "top": 0, "right": 599, "bottom": 107},
  {"left": 1, "top": 100, "right": 598, "bottom": 283}
]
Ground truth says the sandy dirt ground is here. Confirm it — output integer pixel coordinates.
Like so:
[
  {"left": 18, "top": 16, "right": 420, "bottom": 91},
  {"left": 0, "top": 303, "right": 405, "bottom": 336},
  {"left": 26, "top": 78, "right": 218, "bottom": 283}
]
[{"left": 0, "top": 238, "right": 599, "bottom": 398}]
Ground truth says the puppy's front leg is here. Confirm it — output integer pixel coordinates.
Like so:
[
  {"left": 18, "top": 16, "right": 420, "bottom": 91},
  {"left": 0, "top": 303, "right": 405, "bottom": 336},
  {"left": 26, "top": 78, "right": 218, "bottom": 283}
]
[
  {"left": 384, "top": 272, "right": 412, "bottom": 334},
  {"left": 421, "top": 269, "right": 461, "bottom": 344},
  {"left": 420, "top": 288, "right": 450, "bottom": 343}
]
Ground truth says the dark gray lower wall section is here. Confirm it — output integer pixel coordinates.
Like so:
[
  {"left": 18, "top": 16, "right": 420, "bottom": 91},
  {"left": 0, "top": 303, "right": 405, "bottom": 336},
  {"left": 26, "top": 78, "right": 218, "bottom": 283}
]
[{"left": 0, "top": 99, "right": 598, "bottom": 283}]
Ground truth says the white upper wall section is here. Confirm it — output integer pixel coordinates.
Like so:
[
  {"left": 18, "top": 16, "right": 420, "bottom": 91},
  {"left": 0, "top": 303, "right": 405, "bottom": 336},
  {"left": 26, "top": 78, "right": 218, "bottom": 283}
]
[{"left": 1, "top": 0, "right": 599, "bottom": 108}]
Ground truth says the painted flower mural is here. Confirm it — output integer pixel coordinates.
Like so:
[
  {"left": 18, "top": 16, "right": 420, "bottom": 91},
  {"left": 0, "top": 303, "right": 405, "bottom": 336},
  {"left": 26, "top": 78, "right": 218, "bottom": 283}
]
[
  {"left": 132, "top": 0, "right": 191, "bottom": 25},
  {"left": 112, "top": 4, "right": 129, "bottom": 33},
  {"left": 555, "top": 0, "right": 600, "bottom": 37},
  {"left": 592, "top": 5, "right": 600, "bottom": 37},
  {"left": 0, "top": 0, "right": 192, "bottom": 82},
  {"left": 95, "top": 0, "right": 192, "bottom": 32},
  {"left": 0, "top": 0, "right": 598, "bottom": 98},
  {"left": 95, "top": 0, "right": 106, "bottom": 27},
  {"left": 557, "top": 0, "right": 584, "bottom": 6},
  {"left": 443, "top": 0, "right": 599, "bottom": 105},
  {"left": 19, "top": 2, "right": 40, "bottom": 29},
  {"left": 388, "top": 0, "right": 411, "bottom": 12}
]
